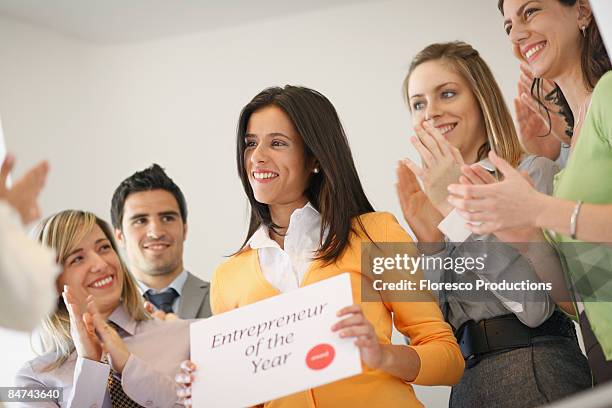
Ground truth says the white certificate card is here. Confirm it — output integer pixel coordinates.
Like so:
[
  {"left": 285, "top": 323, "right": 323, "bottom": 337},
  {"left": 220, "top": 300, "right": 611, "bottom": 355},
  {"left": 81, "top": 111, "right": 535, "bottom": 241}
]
[{"left": 190, "top": 273, "right": 361, "bottom": 407}]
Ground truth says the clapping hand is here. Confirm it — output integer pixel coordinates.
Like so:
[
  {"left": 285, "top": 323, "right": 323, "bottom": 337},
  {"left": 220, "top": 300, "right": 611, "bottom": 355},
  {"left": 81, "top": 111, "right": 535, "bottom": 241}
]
[
  {"left": 396, "top": 161, "right": 443, "bottom": 243},
  {"left": 88, "top": 299, "right": 131, "bottom": 373},
  {"left": 456, "top": 161, "right": 541, "bottom": 242},
  {"left": 514, "top": 63, "right": 570, "bottom": 159},
  {"left": 63, "top": 285, "right": 131, "bottom": 373},
  {"left": 62, "top": 286, "right": 103, "bottom": 362},
  {"left": 447, "top": 151, "right": 544, "bottom": 235},
  {"left": 403, "top": 121, "right": 464, "bottom": 216},
  {"left": 144, "top": 301, "right": 179, "bottom": 321},
  {"left": 0, "top": 154, "right": 49, "bottom": 224}
]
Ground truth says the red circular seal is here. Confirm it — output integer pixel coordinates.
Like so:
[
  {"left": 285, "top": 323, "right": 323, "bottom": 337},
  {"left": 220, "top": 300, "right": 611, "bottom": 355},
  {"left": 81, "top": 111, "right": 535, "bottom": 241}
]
[{"left": 305, "top": 343, "right": 335, "bottom": 370}]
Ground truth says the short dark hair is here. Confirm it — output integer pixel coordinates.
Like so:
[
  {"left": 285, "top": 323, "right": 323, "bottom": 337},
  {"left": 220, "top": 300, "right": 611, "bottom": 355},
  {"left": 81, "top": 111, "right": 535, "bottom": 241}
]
[
  {"left": 110, "top": 164, "right": 188, "bottom": 229},
  {"left": 236, "top": 85, "right": 374, "bottom": 263}
]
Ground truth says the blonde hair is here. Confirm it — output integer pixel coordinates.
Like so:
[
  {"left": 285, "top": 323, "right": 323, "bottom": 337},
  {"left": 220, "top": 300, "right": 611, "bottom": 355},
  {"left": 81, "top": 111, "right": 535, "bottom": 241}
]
[
  {"left": 35, "top": 210, "right": 149, "bottom": 371},
  {"left": 403, "top": 41, "right": 523, "bottom": 169}
]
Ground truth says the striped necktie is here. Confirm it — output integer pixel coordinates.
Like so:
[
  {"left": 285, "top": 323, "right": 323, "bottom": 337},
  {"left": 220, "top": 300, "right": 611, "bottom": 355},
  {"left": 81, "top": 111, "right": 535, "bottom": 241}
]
[
  {"left": 144, "top": 288, "right": 179, "bottom": 313},
  {"left": 104, "top": 321, "right": 144, "bottom": 408},
  {"left": 107, "top": 370, "right": 144, "bottom": 408}
]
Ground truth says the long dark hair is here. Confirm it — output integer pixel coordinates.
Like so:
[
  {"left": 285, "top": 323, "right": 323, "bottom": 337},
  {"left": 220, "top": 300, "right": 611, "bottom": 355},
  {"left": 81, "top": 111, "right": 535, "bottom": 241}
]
[
  {"left": 498, "top": 0, "right": 612, "bottom": 137},
  {"left": 235, "top": 85, "right": 374, "bottom": 263}
]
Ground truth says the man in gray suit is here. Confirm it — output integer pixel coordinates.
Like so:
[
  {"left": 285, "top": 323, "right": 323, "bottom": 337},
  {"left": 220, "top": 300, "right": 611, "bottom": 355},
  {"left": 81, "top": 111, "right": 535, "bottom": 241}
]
[{"left": 111, "top": 164, "right": 212, "bottom": 319}]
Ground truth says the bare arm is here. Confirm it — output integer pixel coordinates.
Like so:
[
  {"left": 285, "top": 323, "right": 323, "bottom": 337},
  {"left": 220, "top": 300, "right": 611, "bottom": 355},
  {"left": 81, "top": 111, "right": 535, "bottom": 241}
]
[
  {"left": 447, "top": 152, "right": 612, "bottom": 245},
  {"left": 536, "top": 195, "right": 612, "bottom": 244}
]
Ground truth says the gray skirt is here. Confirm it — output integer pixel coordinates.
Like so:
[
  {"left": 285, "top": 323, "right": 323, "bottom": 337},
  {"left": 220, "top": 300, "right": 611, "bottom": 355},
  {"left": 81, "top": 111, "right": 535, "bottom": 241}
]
[{"left": 449, "top": 334, "right": 591, "bottom": 408}]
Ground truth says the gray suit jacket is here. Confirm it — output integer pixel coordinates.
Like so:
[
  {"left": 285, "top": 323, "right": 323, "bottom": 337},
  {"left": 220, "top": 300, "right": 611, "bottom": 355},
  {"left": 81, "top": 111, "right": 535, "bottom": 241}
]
[{"left": 177, "top": 271, "right": 212, "bottom": 319}]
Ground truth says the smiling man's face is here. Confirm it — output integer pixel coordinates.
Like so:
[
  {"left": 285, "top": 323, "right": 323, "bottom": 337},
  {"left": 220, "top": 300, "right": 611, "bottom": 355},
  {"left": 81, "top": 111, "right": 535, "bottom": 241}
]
[{"left": 115, "top": 189, "right": 187, "bottom": 282}]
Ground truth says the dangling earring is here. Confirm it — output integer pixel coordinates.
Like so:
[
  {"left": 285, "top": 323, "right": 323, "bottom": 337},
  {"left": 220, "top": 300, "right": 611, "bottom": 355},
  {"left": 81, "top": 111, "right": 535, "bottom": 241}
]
[
  {"left": 581, "top": 25, "right": 587, "bottom": 37},
  {"left": 313, "top": 167, "right": 320, "bottom": 174}
]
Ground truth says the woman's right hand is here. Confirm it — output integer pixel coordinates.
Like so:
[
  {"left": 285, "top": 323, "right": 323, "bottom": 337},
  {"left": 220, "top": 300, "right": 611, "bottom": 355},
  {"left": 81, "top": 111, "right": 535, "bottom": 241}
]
[
  {"left": 176, "top": 360, "right": 196, "bottom": 407},
  {"left": 459, "top": 163, "right": 541, "bottom": 243},
  {"left": 396, "top": 161, "right": 444, "bottom": 244},
  {"left": 447, "top": 151, "right": 546, "bottom": 234},
  {"left": 62, "top": 285, "right": 103, "bottom": 361},
  {"left": 514, "top": 63, "right": 570, "bottom": 159}
]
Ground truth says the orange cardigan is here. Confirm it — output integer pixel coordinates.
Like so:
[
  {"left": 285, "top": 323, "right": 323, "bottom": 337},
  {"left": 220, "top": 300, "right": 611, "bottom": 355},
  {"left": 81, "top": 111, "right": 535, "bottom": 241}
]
[{"left": 212, "top": 212, "right": 464, "bottom": 408}]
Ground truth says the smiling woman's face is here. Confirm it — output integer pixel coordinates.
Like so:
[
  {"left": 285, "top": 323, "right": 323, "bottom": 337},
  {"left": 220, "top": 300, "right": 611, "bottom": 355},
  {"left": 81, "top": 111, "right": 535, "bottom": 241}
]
[
  {"left": 408, "top": 59, "right": 487, "bottom": 163},
  {"left": 243, "top": 105, "right": 314, "bottom": 211},
  {"left": 502, "top": 0, "right": 585, "bottom": 81},
  {"left": 58, "top": 224, "right": 124, "bottom": 315}
]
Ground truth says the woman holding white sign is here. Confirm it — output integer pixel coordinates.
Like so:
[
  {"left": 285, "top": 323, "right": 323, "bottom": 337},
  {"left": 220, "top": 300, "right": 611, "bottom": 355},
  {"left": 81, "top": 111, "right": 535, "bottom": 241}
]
[{"left": 177, "top": 85, "right": 465, "bottom": 407}]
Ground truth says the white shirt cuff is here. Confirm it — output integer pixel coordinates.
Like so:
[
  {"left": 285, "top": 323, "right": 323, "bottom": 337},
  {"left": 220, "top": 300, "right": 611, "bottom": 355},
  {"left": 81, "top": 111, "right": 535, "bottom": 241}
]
[
  {"left": 69, "top": 357, "right": 110, "bottom": 407},
  {"left": 437, "top": 209, "right": 471, "bottom": 242}
]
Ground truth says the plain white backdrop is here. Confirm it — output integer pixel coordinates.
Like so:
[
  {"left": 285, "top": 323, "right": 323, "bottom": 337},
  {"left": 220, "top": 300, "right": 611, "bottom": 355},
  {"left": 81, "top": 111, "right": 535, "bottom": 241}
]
[{"left": 0, "top": 1, "right": 520, "bottom": 406}]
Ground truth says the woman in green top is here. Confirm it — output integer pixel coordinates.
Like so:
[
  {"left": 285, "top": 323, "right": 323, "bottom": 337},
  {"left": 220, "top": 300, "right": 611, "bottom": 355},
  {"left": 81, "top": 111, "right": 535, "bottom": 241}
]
[{"left": 444, "top": 0, "right": 612, "bottom": 384}]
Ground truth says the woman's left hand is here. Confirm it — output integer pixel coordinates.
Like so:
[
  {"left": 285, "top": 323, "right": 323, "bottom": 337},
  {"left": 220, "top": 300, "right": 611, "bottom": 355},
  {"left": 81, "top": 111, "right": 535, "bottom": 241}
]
[
  {"left": 405, "top": 121, "right": 464, "bottom": 216},
  {"left": 332, "top": 304, "right": 384, "bottom": 369},
  {"left": 63, "top": 287, "right": 103, "bottom": 362},
  {"left": 447, "top": 151, "right": 545, "bottom": 234},
  {"left": 175, "top": 360, "right": 196, "bottom": 407},
  {"left": 87, "top": 298, "right": 131, "bottom": 373}
]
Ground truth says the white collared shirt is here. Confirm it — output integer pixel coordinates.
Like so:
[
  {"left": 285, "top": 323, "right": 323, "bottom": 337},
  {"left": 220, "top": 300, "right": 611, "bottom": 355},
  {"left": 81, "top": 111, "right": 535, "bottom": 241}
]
[{"left": 248, "top": 203, "right": 323, "bottom": 293}]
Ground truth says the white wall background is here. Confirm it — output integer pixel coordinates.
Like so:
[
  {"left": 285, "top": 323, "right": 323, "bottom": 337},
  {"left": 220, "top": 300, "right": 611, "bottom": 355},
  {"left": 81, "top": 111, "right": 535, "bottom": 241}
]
[{"left": 0, "top": 1, "right": 518, "bottom": 406}]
